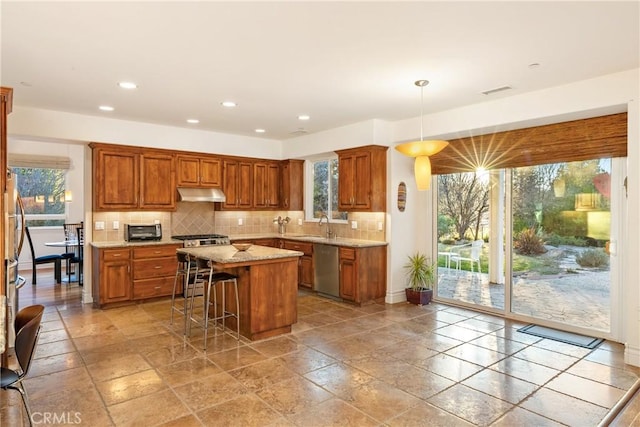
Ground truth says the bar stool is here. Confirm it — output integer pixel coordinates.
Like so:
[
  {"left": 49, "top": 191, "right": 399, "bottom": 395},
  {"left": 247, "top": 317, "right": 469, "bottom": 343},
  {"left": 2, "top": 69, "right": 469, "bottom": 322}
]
[
  {"left": 170, "top": 252, "right": 197, "bottom": 334},
  {"left": 188, "top": 257, "right": 240, "bottom": 350}
]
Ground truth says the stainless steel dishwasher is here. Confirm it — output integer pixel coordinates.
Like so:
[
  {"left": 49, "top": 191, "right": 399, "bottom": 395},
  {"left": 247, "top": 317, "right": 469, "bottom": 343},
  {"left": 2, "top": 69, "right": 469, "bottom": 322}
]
[{"left": 314, "top": 243, "right": 340, "bottom": 297}]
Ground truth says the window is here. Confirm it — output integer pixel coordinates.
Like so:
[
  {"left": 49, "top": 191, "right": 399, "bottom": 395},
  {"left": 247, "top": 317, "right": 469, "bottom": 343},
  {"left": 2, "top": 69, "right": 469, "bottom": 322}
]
[
  {"left": 12, "top": 167, "right": 67, "bottom": 227},
  {"left": 306, "top": 158, "right": 347, "bottom": 221}
]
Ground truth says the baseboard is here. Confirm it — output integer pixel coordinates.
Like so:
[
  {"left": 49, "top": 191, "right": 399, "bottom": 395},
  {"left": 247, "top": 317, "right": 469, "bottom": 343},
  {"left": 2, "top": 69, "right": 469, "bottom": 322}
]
[
  {"left": 624, "top": 343, "right": 640, "bottom": 367},
  {"left": 385, "top": 289, "right": 407, "bottom": 304}
]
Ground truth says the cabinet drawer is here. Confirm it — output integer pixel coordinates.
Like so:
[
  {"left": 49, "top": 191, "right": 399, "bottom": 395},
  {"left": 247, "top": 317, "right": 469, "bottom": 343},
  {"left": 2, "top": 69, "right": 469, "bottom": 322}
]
[
  {"left": 133, "top": 258, "right": 176, "bottom": 279},
  {"left": 132, "top": 276, "right": 175, "bottom": 300},
  {"left": 339, "top": 247, "right": 356, "bottom": 261},
  {"left": 133, "top": 245, "right": 181, "bottom": 259},
  {"left": 102, "top": 248, "right": 131, "bottom": 261},
  {"left": 282, "top": 240, "right": 313, "bottom": 255}
]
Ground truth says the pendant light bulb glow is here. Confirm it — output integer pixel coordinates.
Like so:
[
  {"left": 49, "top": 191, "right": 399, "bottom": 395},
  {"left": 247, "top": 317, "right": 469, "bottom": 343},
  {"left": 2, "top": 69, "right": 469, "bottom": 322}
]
[{"left": 395, "top": 80, "right": 449, "bottom": 191}]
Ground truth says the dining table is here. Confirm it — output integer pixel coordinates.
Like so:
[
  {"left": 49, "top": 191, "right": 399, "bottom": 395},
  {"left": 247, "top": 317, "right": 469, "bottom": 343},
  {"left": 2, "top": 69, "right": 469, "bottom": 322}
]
[{"left": 45, "top": 240, "right": 81, "bottom": 282}]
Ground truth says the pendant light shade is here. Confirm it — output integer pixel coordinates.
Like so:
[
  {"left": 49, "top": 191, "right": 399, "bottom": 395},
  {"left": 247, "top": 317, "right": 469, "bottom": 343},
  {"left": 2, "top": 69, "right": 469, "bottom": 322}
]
[{"left": 395, "top": 80, "right": 449, "bottom": 191}]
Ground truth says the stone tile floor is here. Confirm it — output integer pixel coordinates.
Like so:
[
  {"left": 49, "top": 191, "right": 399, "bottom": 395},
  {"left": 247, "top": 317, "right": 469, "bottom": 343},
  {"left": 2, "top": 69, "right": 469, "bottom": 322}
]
[{"left": 1, "top": 270, "right": 639, "bottom": 426}]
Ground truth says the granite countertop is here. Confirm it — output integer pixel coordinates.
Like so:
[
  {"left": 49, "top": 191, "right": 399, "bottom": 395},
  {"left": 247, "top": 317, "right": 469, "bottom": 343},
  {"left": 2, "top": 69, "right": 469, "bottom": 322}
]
[
  {"left": 177, "top": 245, "right": 303, "bottom": 265},
  {"left": 230, "top": 233, "right": 388, "bottom": 248},
  {"left": 91, "top": 239, "right": 183, "bottom": 248}
]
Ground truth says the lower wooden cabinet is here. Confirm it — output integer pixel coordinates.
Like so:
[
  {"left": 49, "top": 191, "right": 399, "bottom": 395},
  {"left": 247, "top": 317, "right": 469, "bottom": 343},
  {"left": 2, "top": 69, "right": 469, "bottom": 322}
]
[
  {"left": 339, "top": 245, "right": 386, "bottom": 304},
  {"left": 132, "top": 245, "right": 182, "bottom": 300},
  {"left": 92, "top": 243, "right": 181, "bottom": 308},
  {"left": 282, "top": 240, "right": 314, "bottom": 289}
]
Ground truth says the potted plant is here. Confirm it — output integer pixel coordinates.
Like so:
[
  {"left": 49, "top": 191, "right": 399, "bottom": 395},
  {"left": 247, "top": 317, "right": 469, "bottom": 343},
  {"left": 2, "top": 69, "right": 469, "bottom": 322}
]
[{"left": 404, "top": 252, "right": 435, "bottom": 305}]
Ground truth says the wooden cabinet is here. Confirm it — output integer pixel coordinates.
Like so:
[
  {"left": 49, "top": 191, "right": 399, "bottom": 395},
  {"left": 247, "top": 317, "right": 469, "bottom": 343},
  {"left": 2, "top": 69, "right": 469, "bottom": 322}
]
[
  {"left": 281, "top": 159, "right": 304, "bottom": 210},
  {"left": 221, "top": 158, "right": 253, "bottom": 209},
  {"left": 282, "top": 240, "right": 314, "bottom": 289},
  {"left": 336, "top": 145, "right": 388, "bottom": 212},
  {"left": 132, "top": 244, "right": 181, "bottom": 300},
  {"left": 92, "top": 243, "right": 181, "bottom": 307},
  {"left": 140, "top": 153, "right": 176, "bottom": 209},
  {"left": 176, "top": 155, "right": 222, "bottom": 187},
  {"left": 339, "top": 245, "right": 386, "bottom": 304},
  {"left": 91, "top": 144, "right": 176, "bottom": 211},
  {"left": 92, "top": 248, "right": 132, "bottom": 307},
  {"left": 253, "top": 161, "right": 280, "bottom": 209}
]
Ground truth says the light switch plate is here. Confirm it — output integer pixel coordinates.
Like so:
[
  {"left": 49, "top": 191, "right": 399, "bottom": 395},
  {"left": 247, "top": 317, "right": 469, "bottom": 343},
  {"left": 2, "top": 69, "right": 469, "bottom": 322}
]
[
  {"left": 377, "top": 221, "right": 383, "bottom": 231},
  {"left": 238, "top": 218, "right": 243, "bottom": 226},
  {"left": 112, "top": 220, "right": 119, "bottom": 230},
  {"left": 351, "top": 221, "right": 357, "bottom": 229},
  {"left": 95, "top": 221, "right": 105, "bottom": 230},
  {"left": 298, "top": 218, "right": 303, "bottom": 225}
]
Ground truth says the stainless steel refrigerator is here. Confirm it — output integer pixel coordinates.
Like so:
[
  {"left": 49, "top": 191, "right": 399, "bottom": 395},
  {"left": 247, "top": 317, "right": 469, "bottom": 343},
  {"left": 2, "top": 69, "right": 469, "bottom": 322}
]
[{"left": 4, "top": 169, "right": 26, "bottom": 348}]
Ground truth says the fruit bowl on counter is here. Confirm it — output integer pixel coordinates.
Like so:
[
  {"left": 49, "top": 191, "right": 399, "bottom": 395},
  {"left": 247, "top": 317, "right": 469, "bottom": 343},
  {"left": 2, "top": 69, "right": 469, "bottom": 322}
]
[{"left": 232, "top": 243, "right": 252, "bottom": 251}]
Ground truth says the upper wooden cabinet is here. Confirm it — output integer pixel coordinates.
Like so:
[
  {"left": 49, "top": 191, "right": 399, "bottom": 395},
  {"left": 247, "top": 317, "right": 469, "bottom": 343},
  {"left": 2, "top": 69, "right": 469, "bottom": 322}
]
[
  {"left": 281, "top": 159, "right": 304, "bottom": 211},
  {"left": 221, "top": 158, "right": 253, "bottom": 209},
  {"left": 336, "top": 145, "right": 388, "bottom": 212},
  {"left": 176, "top": 155, "right": 222, "bottom": 187},
  {"left": 253, "top": 161, "right": 280, "bottom": 209},
  {"left": 91, "top": 144, "right": 175, "bottom": 211}
]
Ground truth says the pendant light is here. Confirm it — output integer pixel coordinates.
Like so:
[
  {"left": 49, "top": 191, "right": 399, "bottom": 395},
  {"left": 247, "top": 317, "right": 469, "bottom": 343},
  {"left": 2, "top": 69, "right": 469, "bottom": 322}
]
[{"left": 395, "top": 80, "right": 449, "bottom": 190}]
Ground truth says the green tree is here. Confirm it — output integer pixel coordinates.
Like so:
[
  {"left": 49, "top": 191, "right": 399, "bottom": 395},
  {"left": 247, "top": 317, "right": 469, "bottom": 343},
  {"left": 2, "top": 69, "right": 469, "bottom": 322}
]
[{"left": 438, "top": 172, "right": 489, "bottom": 240}]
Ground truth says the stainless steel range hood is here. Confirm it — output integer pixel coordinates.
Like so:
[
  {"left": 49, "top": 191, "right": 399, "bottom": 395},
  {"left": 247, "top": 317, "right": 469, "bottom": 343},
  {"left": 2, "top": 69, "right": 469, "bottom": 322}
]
[{"left": 177, "top": 187, "right": 226, "bottom": 203}]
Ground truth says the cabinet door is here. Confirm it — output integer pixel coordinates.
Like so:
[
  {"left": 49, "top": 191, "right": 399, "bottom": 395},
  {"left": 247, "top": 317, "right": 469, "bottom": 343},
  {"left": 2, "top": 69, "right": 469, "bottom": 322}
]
[
  {"left": 102, "top": 260, "right": 131, "bottom": 303},
  {"left": 281, "top": 160, "right": 303, "bottom": 210},
  {"left": 200, "top": 157, "right": 222, "bottom": 187},
  {"left": 352, "top": 151, "right": 372, "bottom": 209},
  {"left": 223, "top": 159, "right": 253, "bottom": 209},
  {"left": 337, "top": 154, "right": 355, "bottom": 209},
  {"left": 140, "top": 153, "right": 175, "bottom": 209},
  {"left": 300, "top": 255, "right": 314, "bottom": 288},
  {"left": 238, "top": 161, "right": 253, "bottom": 208},
  {"left": 253, "top": 162, "right": 268, "bottom": 208},
  {"left": 94, "top": 149, "right": 139, "bottom": 210},
  {"left": 339, "top": 248, "right": 358, "bottom": 302},
  {"left": 176, "top": 155, "right": 200, "bottom": 186},
  {"left": 266, "top": 163, "right": 280, "bottom": 208}
]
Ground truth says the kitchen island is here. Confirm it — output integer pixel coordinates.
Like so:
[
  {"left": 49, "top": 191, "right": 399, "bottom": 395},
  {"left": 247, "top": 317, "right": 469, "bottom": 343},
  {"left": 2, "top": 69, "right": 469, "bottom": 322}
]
[{"left": 177, "top": 245, "right": 303, "bottom": 341}]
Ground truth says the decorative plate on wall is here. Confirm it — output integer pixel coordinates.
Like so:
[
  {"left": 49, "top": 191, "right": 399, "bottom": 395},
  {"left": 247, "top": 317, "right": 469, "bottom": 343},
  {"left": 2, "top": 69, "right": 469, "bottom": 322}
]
[{"left": 397, "top": 182, "right": 406, "bottom": 212}]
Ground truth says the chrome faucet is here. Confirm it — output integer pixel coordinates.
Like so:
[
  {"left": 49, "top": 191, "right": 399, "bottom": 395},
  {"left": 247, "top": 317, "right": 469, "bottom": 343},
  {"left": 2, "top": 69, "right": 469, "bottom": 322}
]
[{"left": 318, "top": 213, "right": 334, "bottom": 239}]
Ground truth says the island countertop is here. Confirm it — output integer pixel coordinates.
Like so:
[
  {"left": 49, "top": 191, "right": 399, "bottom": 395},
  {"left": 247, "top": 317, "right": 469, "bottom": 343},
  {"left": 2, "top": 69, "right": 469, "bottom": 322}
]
[{"left": 177, "top": 245, "right": 303, "bottom": 267}]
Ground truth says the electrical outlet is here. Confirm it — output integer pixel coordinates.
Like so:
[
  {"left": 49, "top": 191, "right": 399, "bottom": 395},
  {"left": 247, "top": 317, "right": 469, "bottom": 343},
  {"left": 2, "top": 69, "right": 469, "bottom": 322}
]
[
  {"left": 298, "top": 218, "right": 303, "bottom": 226},
  {"left": 377, "top": 221, "right": 383, "bottom": 231},
  {"left": 113, "top": 220, "right": 119, "bottom": 230},
  {"left": 351, "top": 221, "right": 357, "bottom": 229},
  {"left": 238, "top": 218, "right": 243, "bottom": 226},
  {"left": 154, "top": 219, "right": 160, "bottom": 224},
  {"left": 95, "top": 221, "right": 105, "bottom": 230}
]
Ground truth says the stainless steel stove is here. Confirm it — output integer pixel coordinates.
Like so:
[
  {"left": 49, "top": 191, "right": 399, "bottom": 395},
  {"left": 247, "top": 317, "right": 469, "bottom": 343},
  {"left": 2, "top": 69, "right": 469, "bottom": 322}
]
[{"left": 172, "top": 234, "right": 230, "bottom": 247}]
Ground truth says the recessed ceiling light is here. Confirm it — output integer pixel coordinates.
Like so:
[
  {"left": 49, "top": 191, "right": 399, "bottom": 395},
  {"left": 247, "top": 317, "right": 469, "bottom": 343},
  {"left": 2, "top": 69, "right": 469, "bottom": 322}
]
[
  {"left": 99, "top": 105, "right": 114, "bottom": 111},
  {"left": 118, "top": 81, "right": 138, "bottom": 89},
  {"left": 186, "top": 119, "right": 199, "bottom": 124},
  {"left": 255, "top": 128, "right": 266, "bottom": 133},
  {"left": 298, "top": 115, "right": 310, "bottom": 121},
  {"left": 221, "top": 101, "right": 237, "bottom": 108}
]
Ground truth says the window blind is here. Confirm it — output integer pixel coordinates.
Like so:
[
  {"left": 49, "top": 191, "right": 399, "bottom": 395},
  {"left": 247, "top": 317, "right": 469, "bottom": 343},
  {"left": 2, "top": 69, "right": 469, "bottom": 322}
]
[
  {"left": 8, "top": 154, "right": 72, "bottom": 169},
  {"left": 429, "top": 113, "right": 627, "bottom": 175}
]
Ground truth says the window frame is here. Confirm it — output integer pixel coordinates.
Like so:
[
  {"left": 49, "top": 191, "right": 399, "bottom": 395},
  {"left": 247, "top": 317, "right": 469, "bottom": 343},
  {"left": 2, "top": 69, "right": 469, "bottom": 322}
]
[{"left": 304, "top": 156, "right": 348, "bottom": 224}]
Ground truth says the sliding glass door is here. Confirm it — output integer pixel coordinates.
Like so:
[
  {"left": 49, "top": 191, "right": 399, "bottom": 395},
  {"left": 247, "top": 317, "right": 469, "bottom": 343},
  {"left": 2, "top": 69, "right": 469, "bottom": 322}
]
[{"left": 436, "top": 159, "right": 620, "bottom": 336}]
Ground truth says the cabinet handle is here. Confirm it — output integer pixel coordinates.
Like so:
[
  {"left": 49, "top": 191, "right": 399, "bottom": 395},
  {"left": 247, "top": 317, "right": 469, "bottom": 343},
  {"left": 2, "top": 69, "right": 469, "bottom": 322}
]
[
  {"left": 154, "top": 286, "right": 162, "bottom": 290},
  {"left": 154, "top": 250, "right": 161, "bottom": 254},
  {"left": 154, "top": 266, "right": 162, "bottom": 269},
  {"left": 112, "top": 254, "right": 121, "bottom": 257}
]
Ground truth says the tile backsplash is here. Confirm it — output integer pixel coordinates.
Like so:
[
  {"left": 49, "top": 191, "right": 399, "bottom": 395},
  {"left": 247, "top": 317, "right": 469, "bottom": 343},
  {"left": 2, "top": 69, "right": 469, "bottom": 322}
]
[{"left": 92, "top": 203, "right": 386, "bottom": 242}]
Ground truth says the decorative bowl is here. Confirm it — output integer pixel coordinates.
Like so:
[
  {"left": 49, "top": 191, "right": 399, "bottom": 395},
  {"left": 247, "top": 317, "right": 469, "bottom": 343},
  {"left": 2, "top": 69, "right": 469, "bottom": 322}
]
[{"left": 232, "top": 243, "right": 252, "bottom": 251}]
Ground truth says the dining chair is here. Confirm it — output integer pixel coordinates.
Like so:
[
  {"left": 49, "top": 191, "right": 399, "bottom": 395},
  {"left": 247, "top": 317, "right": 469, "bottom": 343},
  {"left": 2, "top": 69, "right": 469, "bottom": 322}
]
[
  {"left": 61, "top": 222, "right": 83, "bottom": 282},
  {"left": 24, "top": 226, "right": 62, "bottom": 285},
  {"left": 1, "top": 304, "right": 45, "bottom": 427}
]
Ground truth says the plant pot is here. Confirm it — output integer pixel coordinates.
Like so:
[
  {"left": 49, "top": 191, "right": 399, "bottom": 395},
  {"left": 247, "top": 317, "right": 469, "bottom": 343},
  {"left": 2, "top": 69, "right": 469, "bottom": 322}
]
[{"left": 405, "top": 288, "right": 433, "bottom": 306}]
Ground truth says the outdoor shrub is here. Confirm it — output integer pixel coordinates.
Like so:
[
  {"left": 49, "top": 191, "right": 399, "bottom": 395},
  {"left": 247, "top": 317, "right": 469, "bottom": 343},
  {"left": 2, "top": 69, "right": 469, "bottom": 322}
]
[
  {"left": 575, "top": 248, "right": 609, "bottom": 268},
  {"left": 514, "top": 227, "right": 547, "bottom": 255},
  {"left": 544, "top": 233, "right": 587, "bottom": 247}
]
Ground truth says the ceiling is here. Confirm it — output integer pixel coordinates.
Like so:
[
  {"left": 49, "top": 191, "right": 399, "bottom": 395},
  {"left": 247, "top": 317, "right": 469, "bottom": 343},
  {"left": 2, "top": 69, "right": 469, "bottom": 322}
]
[{"left": 2, "top": 1, "right": 638, "bottom": 141}]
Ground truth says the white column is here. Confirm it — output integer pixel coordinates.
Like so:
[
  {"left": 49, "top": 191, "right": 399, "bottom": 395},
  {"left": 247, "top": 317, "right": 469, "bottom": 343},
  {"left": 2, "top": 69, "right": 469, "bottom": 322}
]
[{"left": 489, "top": 170, "right": 505, "bottom": 285}]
